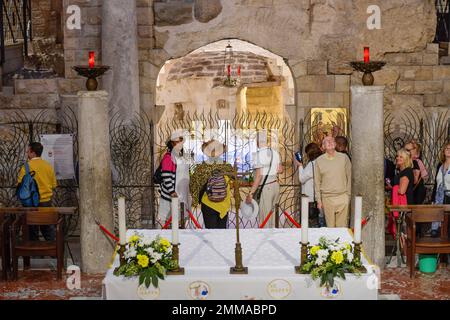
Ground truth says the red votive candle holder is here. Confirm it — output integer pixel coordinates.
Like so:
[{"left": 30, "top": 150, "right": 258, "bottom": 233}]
[
  {"left": 89, "top": 51, "right": 95, "bottom": 68},
  {"left": 227, "top": 64, "right": 231, "bottom": 76},
  {"left": 364, "top": 47, "right": 370, "bottom": 64}
]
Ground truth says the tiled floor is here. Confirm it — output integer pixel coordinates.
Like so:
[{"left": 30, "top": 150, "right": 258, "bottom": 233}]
[
  {"left": 380, "top": 265, "right": 450, "bottom": 300},
  {"left": 1, "top": 263, "right": 449, "bottom": 300}
]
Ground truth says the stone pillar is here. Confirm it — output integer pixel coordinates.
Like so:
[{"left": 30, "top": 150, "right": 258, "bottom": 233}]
[
  {"left": 102, "top": 0, "right": 140, "bottom": 121},
  {"left": 78, "top": 91, "right": 114, "bottom": 273},
  {"left": 350, "top": 86, "right": 385, "bottom": 267}
]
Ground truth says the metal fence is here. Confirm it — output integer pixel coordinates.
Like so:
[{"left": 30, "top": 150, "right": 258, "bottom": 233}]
[
  {"left": 435, "top": 0, "right": 450, "bottom": 42},
  {"left": 0, "top": 0, "right": 32, "bottom": 64}
]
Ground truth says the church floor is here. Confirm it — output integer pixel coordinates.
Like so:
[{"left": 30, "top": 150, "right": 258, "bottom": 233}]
[{"left": 0, "top": 265, "right": 449, "bottom": 300}]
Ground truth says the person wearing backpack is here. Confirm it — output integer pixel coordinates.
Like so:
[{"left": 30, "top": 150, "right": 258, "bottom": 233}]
[
  {"left": 197, "top": 141, "right": 232, "bottom": 229},
  {"left": 17, "top": 142, "right": 57, "bottom": 241}
]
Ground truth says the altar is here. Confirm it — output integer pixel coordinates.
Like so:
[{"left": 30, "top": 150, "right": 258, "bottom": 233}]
[{"left": 102, "top": 228, "right": 379, "bottom": 300}]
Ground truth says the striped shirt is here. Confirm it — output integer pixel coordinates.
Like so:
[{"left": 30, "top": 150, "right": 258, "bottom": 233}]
[{"left": 160, "top": 152, "right": 177, "bottom": 202}]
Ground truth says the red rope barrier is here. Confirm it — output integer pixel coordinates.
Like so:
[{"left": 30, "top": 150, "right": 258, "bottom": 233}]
[
  {"left": 187, "top": 210, "right": 202, "bottom": 229},
  {"left": 259, "top": 210, "right": 273, "bottom": 228},
  {"left": 95, "top": 219, "right": 120, "bottom": 242},
  {"left": 283, "top": 211, "right": 301, "bottom": 228},
  {"left": 162, "top": 216, "right": 172, "bottom": 229}
]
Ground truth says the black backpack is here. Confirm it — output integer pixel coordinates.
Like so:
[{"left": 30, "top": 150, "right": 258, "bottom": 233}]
[{"left": 153, "top": 164, "right": 163, "bottom": 185}]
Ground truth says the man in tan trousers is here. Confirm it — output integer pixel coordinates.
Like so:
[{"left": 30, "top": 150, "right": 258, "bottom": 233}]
[{"left": 314, "top": 136, "right": 351, "bottom": 227}]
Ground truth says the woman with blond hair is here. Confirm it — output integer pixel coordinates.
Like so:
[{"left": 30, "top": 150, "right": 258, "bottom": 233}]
[
  {"left": 404, "top": 140, "right": 428, "bottom": 204},
  {"left": 431, "top": 142, "right": 450, "bottom": 237},
  {"left": 392, "top": 148, "right": 415, "bottom": 204}
]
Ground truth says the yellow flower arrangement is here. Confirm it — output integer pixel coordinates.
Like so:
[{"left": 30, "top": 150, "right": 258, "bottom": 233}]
[
  {"left": 301, "top": 237, "right": 362, "bottom": 289},
  {"left": 114, "top": 233, "right": 176, "bottom": 289}
]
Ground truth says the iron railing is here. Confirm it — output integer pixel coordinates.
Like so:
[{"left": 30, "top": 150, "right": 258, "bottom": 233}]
[
  {"left": 0, "top": 0, "right": 32, "bottom": 64},
  {"left": 435, "top": 0, "right": 450, "bottom": 42}
]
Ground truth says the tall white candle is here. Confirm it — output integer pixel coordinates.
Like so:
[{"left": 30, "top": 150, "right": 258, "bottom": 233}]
[
  {"left": 171, "top": 196, "right": 179, "bottom": 244},
  {"left": 354, "top": 196, "right": 362, "bottom": 243},
  {"left": 118, "top": 197, "right": 126, "bottom": 245},
  {"left": 301, "top": 196, "right": 309, "bottom": 244}
]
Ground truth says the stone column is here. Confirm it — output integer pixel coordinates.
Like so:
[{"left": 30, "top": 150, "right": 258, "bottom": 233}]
[
  {"left": 78, "top": 91, "right": 114, "bottom": 273},
  {"left": 350, "top": 86, "right": 385, "bottom": 267},
  {"left": 102, "top": 0, "right": 140, "bottom": 121}
]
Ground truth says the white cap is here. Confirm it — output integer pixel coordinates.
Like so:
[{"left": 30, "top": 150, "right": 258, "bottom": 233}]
[{"left": 170, "top": 129, "right": 186, "bottom": 142}]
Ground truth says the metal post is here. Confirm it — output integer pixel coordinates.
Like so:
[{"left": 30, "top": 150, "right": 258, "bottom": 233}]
[
  {"left": 28, "top": 122, "right": 33, "bottom": 144},
  {"left": 22, "top": 0, "right": 28, "bottom": 57},
  {"left": 0, "top": 0, "right": 4, "bottom": 64},
  {"left": 180, "top": 202, "right": 185, "bottom": 230},
  {"left": 274, "top": 203, "right": 279, "bottom": 228},
  {"left": 149, "top": 120, "right": 156, "bottom": 229},
  {"left": 27, "top": 0, "right": 31, "bottom": 41}
]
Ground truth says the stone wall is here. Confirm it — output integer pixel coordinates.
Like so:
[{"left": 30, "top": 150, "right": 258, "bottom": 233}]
[
  {"left": 166, "top": 51, "right": 275, "bottom": 86},
  {"left": 3, "top": 0, "right": 448, "bottom": 122},
  {"left": 32, "top": 0, "right": 54, "bottom": 38}
]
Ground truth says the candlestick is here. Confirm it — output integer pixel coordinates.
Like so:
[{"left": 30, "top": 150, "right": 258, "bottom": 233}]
[
  {"left": 354, "top": 196, "right": 362, "bottom": 244},
  {"left": 89, "top": 51, "right": 95, "bottom": 68},
  {"left": 118, "top": 197, "right": 126, "bottom": 245},
  {"left": 167, "top": 243, "right": 185, "bottom": 275},
  {"left": 364, "top": 47, "right": 370, "bottom": 64},
  {"left": 301, "top": 196, "right": 309, "bottom": 244},
  {"left": 171, "top": 196, "right": 179, "bottom": 245},
  {"left": 295, "top": 242, "right": 309, "bottom": 273}
]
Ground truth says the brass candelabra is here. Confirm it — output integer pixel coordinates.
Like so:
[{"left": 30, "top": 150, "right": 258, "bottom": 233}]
[
  {"left": 167, "top": 243, "right": 185, "bottom": 275},
  {"left": 294, "top": 242, "right": 309, "bottom": 274},
  {"left": 229, "top": 165, "right": 248, "bottom": 274}
]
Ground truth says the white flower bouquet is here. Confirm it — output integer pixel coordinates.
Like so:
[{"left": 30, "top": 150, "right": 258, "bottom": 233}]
[
  {"left": 113, "top": 232, "right": 177, "bottom": 288},
  {"left": 301, "top": 237, "right": 363, "bottom": 288}
]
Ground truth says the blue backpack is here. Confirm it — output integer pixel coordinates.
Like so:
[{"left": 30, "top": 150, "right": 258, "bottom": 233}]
[{"left": 17, "top": 162, "right": 40, "bottom": 207}]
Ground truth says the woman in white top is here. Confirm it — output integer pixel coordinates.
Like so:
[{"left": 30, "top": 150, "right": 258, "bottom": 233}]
[
  {"left": 295, "top": 142, "right": 323, "bottom": 227},
  {"left": 175, "top": 148, "right": 193, "bottom": 220},
  {"left": 431, "top": 142, "right": 450, "bottom": 237}
]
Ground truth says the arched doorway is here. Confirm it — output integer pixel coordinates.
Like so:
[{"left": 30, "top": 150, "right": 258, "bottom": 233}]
[{"left": 154, "top": 39, "right": 301, "bottom": 229}]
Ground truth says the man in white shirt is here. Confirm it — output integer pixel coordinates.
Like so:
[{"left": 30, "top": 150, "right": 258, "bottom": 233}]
[{"left": 246, "top": 131, "right": 282, "bottom": 228}]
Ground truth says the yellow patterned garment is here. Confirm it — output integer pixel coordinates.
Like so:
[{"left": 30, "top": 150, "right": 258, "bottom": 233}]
[
  {"left": 201, "top": 175, "right": 231, "bottom": 219},
  {"left": 189, "top": 162, "right": 234, "bottom": 208}
]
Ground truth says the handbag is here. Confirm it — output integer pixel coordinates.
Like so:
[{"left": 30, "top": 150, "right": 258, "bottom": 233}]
[{"left": 254, "top": 149, "right": 273, "bottom": 203}]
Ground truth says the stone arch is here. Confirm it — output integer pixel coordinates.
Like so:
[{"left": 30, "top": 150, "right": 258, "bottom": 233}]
[{"left": 153, "top": 38, "right": 297, "bottom": 126}]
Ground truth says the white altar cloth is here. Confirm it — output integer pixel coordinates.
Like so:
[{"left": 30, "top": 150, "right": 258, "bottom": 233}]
[{"left": 102, "top": 228, "right": 379, "bottom": 300}]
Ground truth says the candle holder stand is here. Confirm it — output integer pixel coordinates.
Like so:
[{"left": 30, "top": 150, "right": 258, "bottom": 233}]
[
  {"left": 353, "top": 241, "right": 367, "bottom": 273},
  {"left": 229, "top": 165, "right": 248, "bottom": 274},
  {"left": 72, "top": 65, "right": 110, "bottom": 91},
  {"left": 295, "top": 242, "right": 309, "bottom": 274},
  {"left": 167, "top": 243, "right": 185, "bottom": 275},
  {"left": 118, "top": 244, "right": 126, "bottom": 267},
  {"left": 349, "top": 61, "right": 385, "bottom": 86}
]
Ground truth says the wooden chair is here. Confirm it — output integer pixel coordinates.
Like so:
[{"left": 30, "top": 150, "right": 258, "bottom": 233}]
[
  {"left": 11, "top": 211, "right": 65, "bottom": 280},
  {"left": 405, "top": 206, "right": 450, "bottom": 278},
  {"left": 0, "top": 213, "right": 11, "bottom": 281}
]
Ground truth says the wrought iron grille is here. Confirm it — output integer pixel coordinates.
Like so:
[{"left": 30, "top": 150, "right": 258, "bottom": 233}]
[
  {"left": 435, "top": 0, "right": 450, "bottom": 42},
  {"left": 0, "top": 108, "right": 79, "bottom": 236},
  {"left": 0, "top": 0, "right": 32, "bottom": 64}
]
